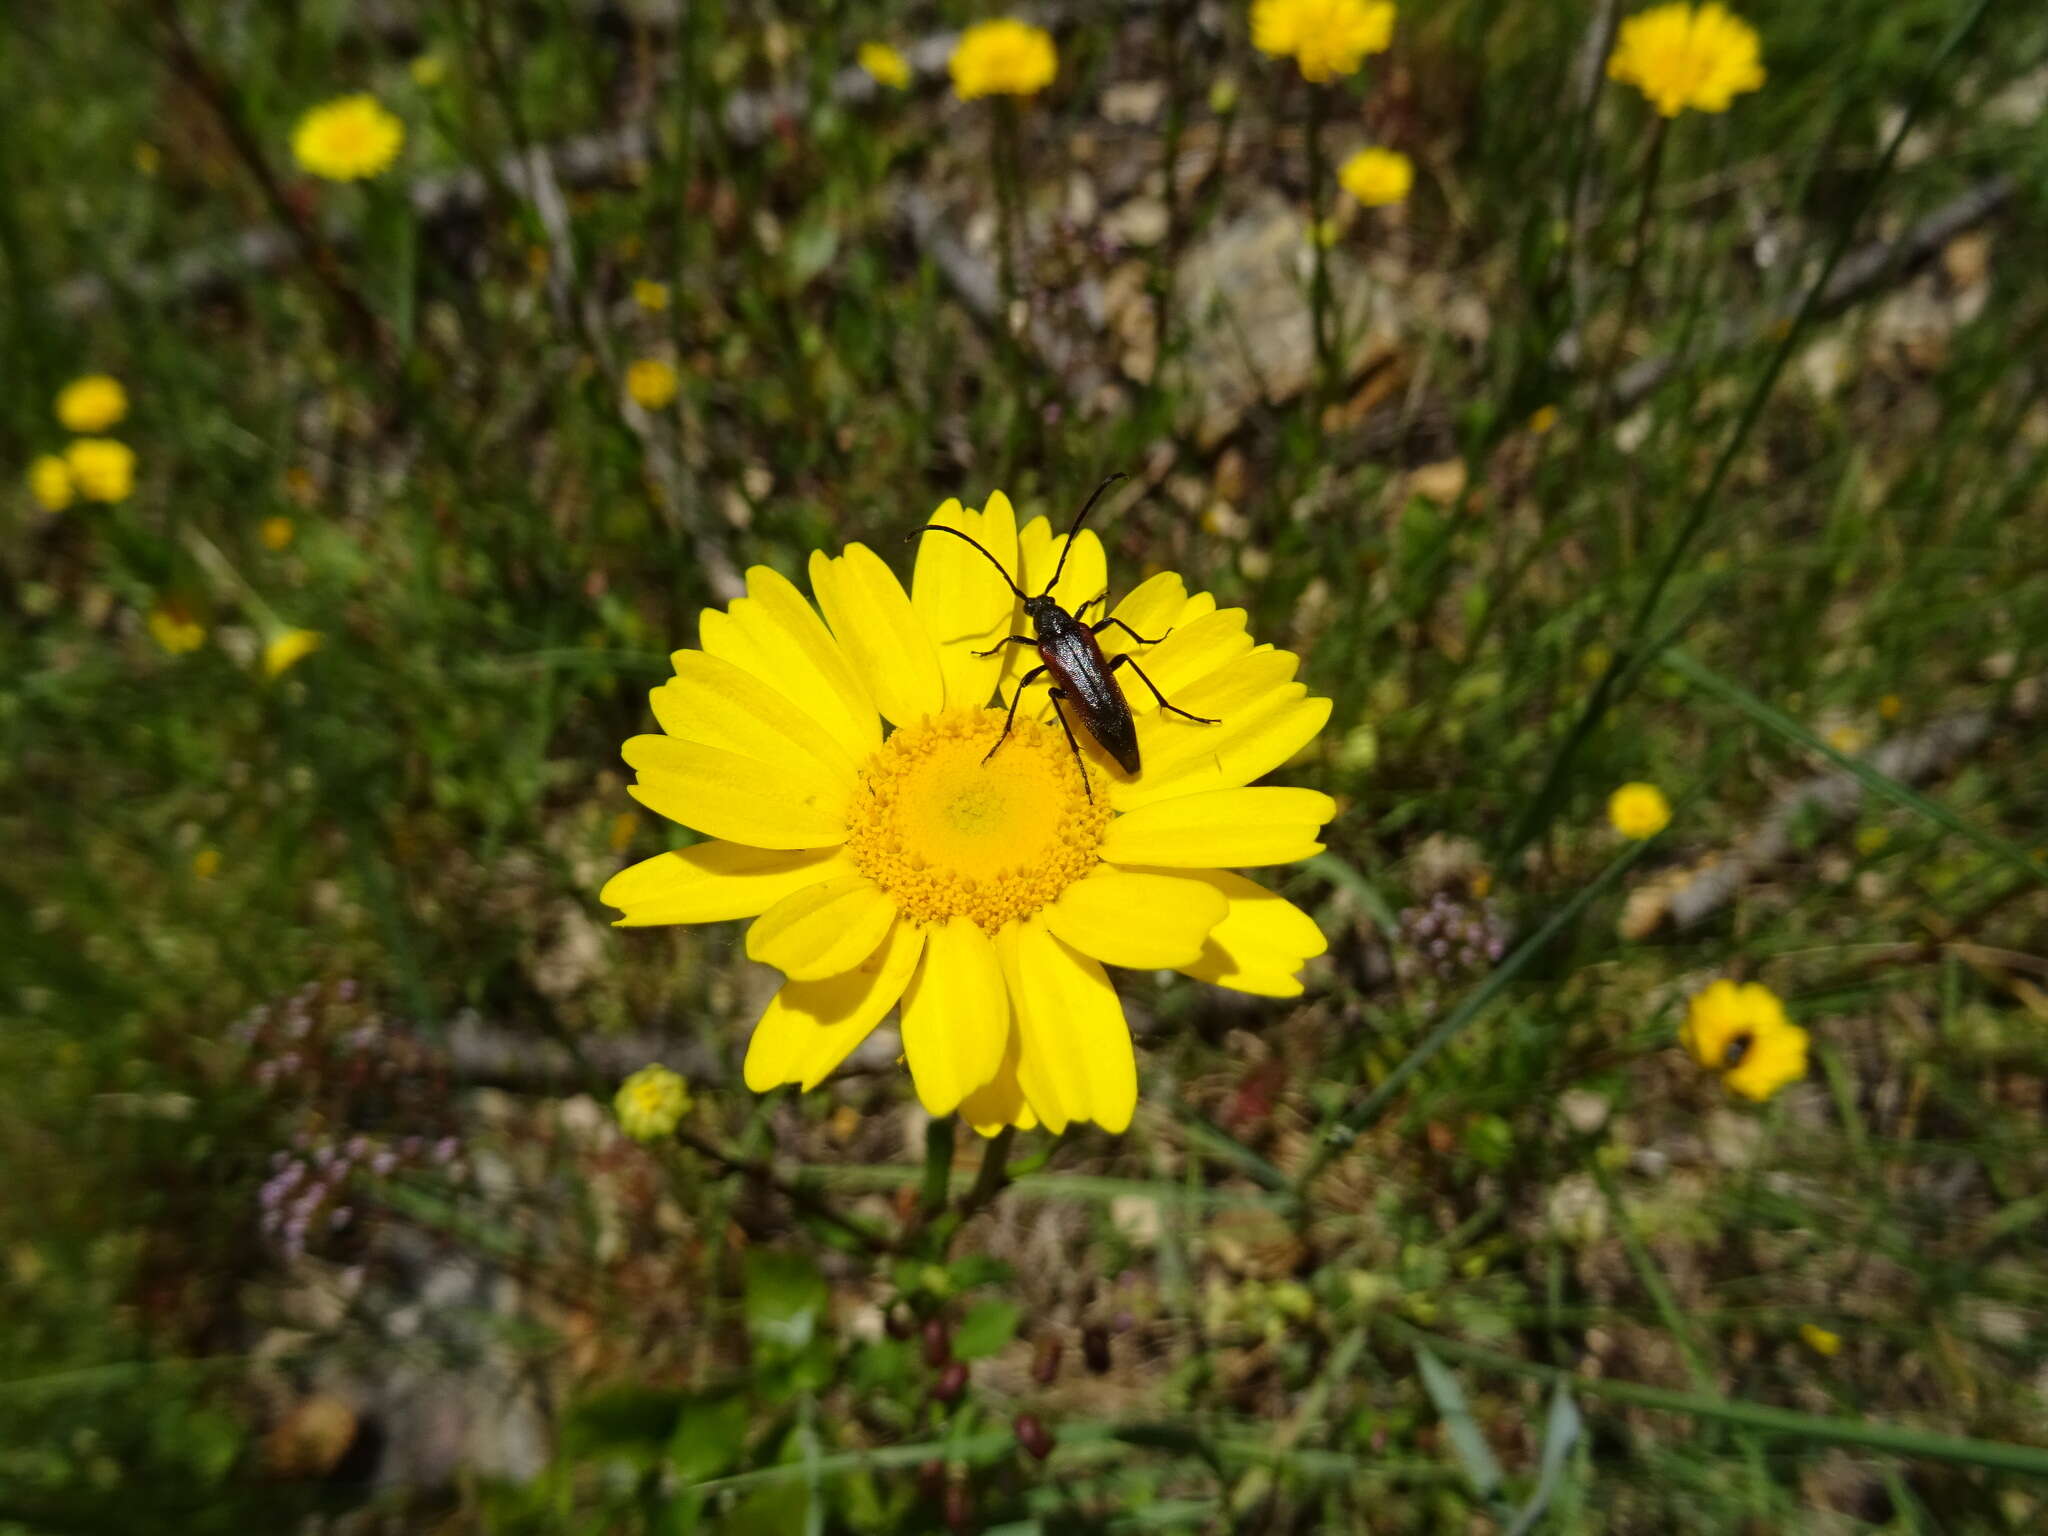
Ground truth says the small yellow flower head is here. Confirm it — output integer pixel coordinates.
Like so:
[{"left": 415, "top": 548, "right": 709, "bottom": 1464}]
[
  {"left": 614, "top": 1064, "right": 693, "bottom": 1141},
  {"left": 56, "top": 374, "right": 129, "bottom": 433},
  {"left": 409, "top": 53, "right": 447, "bottom": 89},
  {"left": 1251, "top": 0, "right": 1396, "bottom": 85},
  {"left": 263, "top": 627, "right": 322, "bottom": 679},
  {"left": 860, "top": 40, "right": 912, "bottom": 90},
  {"left": 291, "top": 94, "right": 406, "bottom": 182},
  {"left": 1607, "top": 4, "right": 1765, "bottom": 117},
  {"left": 260, "top": 515, "right": 297, "bottom": 551},
  {"left": 1338, "top": 146, "right": 1413, "bottom": 208},
  {"left": 27, "top": 454, "right": 74, "bottom": 512},
  {"left": 949, "top": 19, "right": 1058, "bottom": 101},
  {"left": 1607, "top": 782, "right": 1671, "bottom": 839},
  {"left": 1878, "top": 692, "right": 1902, "bottom": 722},
  {"left": 626, "top": 358, "right": 680, "bottom": 410},
  {"left": 192, "top": 848, "right": 222, "bottom": 880},
  {"left": 1800, "top": 1323, "right": 1842, "bottom": 1357},
  {"left": 1528, "top": 404, "right": 1561, "bottom": 435},
  {"left": 65, "top": 438, "right": 137, "bottom": 503},
  {"left": 1681, "top": 979, "right": 1808, "bottom": 1101},
  {"left": 134, "top": 142, "right": 163, "bottom": 176},
  {"left": 149, "top": 604, "right": 207, "bottom": 655},
  {"left": 609, "top": 810, "right": 641, "bottom": 853},
  {"left": 632, "top": 279, "right": 671, "bottom": 313}
]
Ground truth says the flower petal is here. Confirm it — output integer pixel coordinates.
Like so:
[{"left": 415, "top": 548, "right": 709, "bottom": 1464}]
[
  {"left": 652, "top": 650, "right": 860, "bottom": 786},
  {"left": 899, "top": 917, "right": 1009, "bottom": 1115},
  {"left": 1041, "top": 868, "right": 1229, "bottom": 969},
  {"left": 959, "top": 1023, "right": 1039, "bottom": 1136},
  {"left": 744, "top": 917, "right": 925, "bottom": 1091},
  {"left": 698, "top": 564, "right": 879, "bottom": 763},
  {"left": 1142, "top": 868, "right": 1327, "bottom": 996},
  {"left": 624, "top": 735, "right": 848, "bottom": 848},
  {"left": 1001, "top": 919, "right": 1137, "bottom": 1134},
  {"left": 1092, "top": 572, "right": 1196, "bottom": 663},
  {"left": 1101, "top": 786, "right": 1335, "bottom": 867},
  {"left": 1116, "top": 662, "right": 1331, "bottom": 810},
  {"left": 914, "top": 494, "right": 1022, "bottom": 711},
  {"left": 1016, "top": 512, "right": 1107, "bottom": 614},
  {"left": 809, "top": 544, "right": 946, "bottom": 728},
  {"left": 602, "top": 843, "right": 847, "bottom": 926},
  {"left": 747, "top": 872, "right": 898, "bottom": 981},
  {"left": 1106, "top": 607, "right": 1254, "bottom": 708}
]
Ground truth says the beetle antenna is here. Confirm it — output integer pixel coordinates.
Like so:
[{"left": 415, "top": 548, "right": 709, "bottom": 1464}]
[
  {"left": 909, "top": 523, "right": 1029, "bottom": 602},
  {"left": 1041, "top": 472, "right": 1128, "bottom": 598}
]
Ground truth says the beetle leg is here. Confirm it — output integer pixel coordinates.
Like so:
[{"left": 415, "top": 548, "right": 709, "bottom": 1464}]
[
  {"left": 1092, "top": 615, "right": 1169, "bottom": 646},
  {"left": 972, "top": 633, "right": 1039, "bottom": 659},
  {"left": 1044, "top": 688, "right": 1094, "bottom": 804},
  {"left": 1109, "top": 653, "right": 1221, "bottom": 724},
  {"left": 1077, "top": 592, "right": 1109, "bottom": 618},
  {"left": 983, "top": 665, "right": 1047, "bottom": 763}
]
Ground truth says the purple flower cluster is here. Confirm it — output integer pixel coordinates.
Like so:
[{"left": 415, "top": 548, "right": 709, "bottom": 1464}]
[
  {"left": 1397, "top": 891, "right": 1509, "bottom": 982},
  {"left": 238, "top": 979, "right": 463, "bottom": 1266}
]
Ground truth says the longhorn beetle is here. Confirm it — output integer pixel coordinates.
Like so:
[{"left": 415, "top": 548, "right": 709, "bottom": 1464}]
[{"left": 911, "top": 474, "right": 1220, "bottom": 802}]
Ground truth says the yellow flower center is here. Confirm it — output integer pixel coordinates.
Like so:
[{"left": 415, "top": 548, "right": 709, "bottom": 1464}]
[{"left": 845, "top": 707, "right": 1109, "bottom": 933}]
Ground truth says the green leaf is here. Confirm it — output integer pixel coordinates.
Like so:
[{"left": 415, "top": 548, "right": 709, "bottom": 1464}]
[
  {"left": 1504, "top": 1384, "right": 1581, "bottom": 1536},
  {"left": 745, "top": 1249, "right": 828, "bottom": 1355},
  {"left": 1414, "top": 1345, "right": 1503, "bottom": 1501},
  {"left": 952, "top": 1299, "right": 1021, "bottom": 1361},
  {"left": 670, "top": 1393, "right": 750, "bottom": 1484},
  {"left": 562, "top": 1383, "right": 689, "bottom": 1464}
]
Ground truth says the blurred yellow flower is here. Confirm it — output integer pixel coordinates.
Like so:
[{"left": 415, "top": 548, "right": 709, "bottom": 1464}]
[
  {"left": 1607, "top": 4, "right": 1764, "bottom": 117},
  {"left": 626, "top": 358, "right": 680, "bottom": 410},
  {"left": 263, "top": 627, "right": 322, "bottom": 678},
  {"left": 134, "top": 142, "right": 163, "bottom": 176},
  {"left": 1529, "top": 404, "right": 1561, "bottom": 435},
  {"left": 615, "top": 1064, "right": 693, "bottom": 1141},
  {"left": 56, "top": 374, "right": 128, "bottom": 433},
  {"left": 291, "top": 94, "right": 405, "bottom": 182},
  {"left": 1800, "top": 1323, "right": 1842, "bottom": 1357},
  {"left": 1308, "top": 217, "right": 1339, "bottom": 249},
  {"left": 860, "top": 40, "right": 912, "bottom": 90},
  {"left": 1824, "top": 723, "right": 1869, "bottom": 756},
  {"left": 949, "top": 19, "right": 1057, "bottom": 101},
  {"left": 28, "top": 454, "right": 74, "bottom": 512},
  {"left": 65, "top": 438, "right": 137, "bottom": 503},
  {"left": 192, "top": 848, "right": 222, "bottom": 880},
  {"left": 1681, "top": 979, "right": 1808, "bottom": 1102},
  {"left": 1878, "top": 692, "right": 1902, "bottom": 722},
  {"left": 149, "top": 604, "right": 206, "bottom": 655},
  {"left": 632, "top": 279, "right": 671, "bottom": 312},
  {"left": 1251, "top": 0, "right": 1396, "bottom": 85},
  {"left": 1338, "top": 146, "right": 1413, "bottom": 207},
  {"left": 409, "top": 53, "right": 446, "bottom": 88},
  {"left": 1607, "top": 781, "right": 1670, "bottom": 839},
  {"left": 260, "top": 516, "right": 296, "bottom": 551},
  {"left": 602, "top": 492, "right": 1334, "bottom": 1134},
  {"left": 608, "top": 810, "right": 640, "bottom": 853}
]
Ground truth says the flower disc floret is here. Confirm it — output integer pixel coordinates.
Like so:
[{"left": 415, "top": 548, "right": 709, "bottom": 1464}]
[
  {"left": 1251, "top": 0, "right": 1396, "bottom": 85},
  {"left": 846, "top": 708, "right": 1110, "bottom": 934},
  {"left": 1607, "top": 4, "right": 1764, "bottom": 117},
  {"left": 950, "top": 19, "right": 1057, "bottom": 100}
]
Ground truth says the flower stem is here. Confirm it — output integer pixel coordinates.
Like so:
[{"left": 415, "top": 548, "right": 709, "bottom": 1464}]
[{"left": 1304, "top": 84, "right": 1336, "bottom": 429}]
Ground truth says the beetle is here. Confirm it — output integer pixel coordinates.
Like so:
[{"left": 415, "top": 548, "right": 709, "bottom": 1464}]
[{"left": 912, "top": 474, "right": 1220, "bottom": 801}]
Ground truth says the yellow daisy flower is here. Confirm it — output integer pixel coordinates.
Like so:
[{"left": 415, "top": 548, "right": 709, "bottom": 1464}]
[
  {"left": 615, "top": 1063, "right": 693, "bottom": 1140},
  {"left": 602, "top": 493, "right": 1334, "bottom": 1135},
  {"left": 263, "top": 627, "right": 322, "bottom": 679},
  {"left": 290, "top": 94, "right": 406, "bottom": 182},
  {"left": 65, "top": 438, "right": 137, "bottom": 503},
  {"left": 949, "top": 19, "right": 1057, "bottom": 101},
  {"left": 626, "top": 358, "right": 680, "bottom": 410},
  {"left": 1251, "top": 0, "right": 1396, "bottom": 85},
  {"left": 1607, "top": 781, "right": 1671, "bottom": 839},
  {"left": 860, "top": 41, "right": 913, "bottom": 90},
  {"left": 56, "top": 375, "right": 128, "bottom": 433},
  {"left": 28, "top": 454, "right": 74, "bottom": 512},
  {"left": 1680, "top": 979, "right": 1808, "bottom": 1102},
  {"left": 149, "top": 604, "right": 207, "bottom": 655},
  {"left": 1606, "top": 4, "right": 1764, "bottom": 118},
  {"left": 1338, "top": 146, "right": 1413, "bottom": 207}
]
